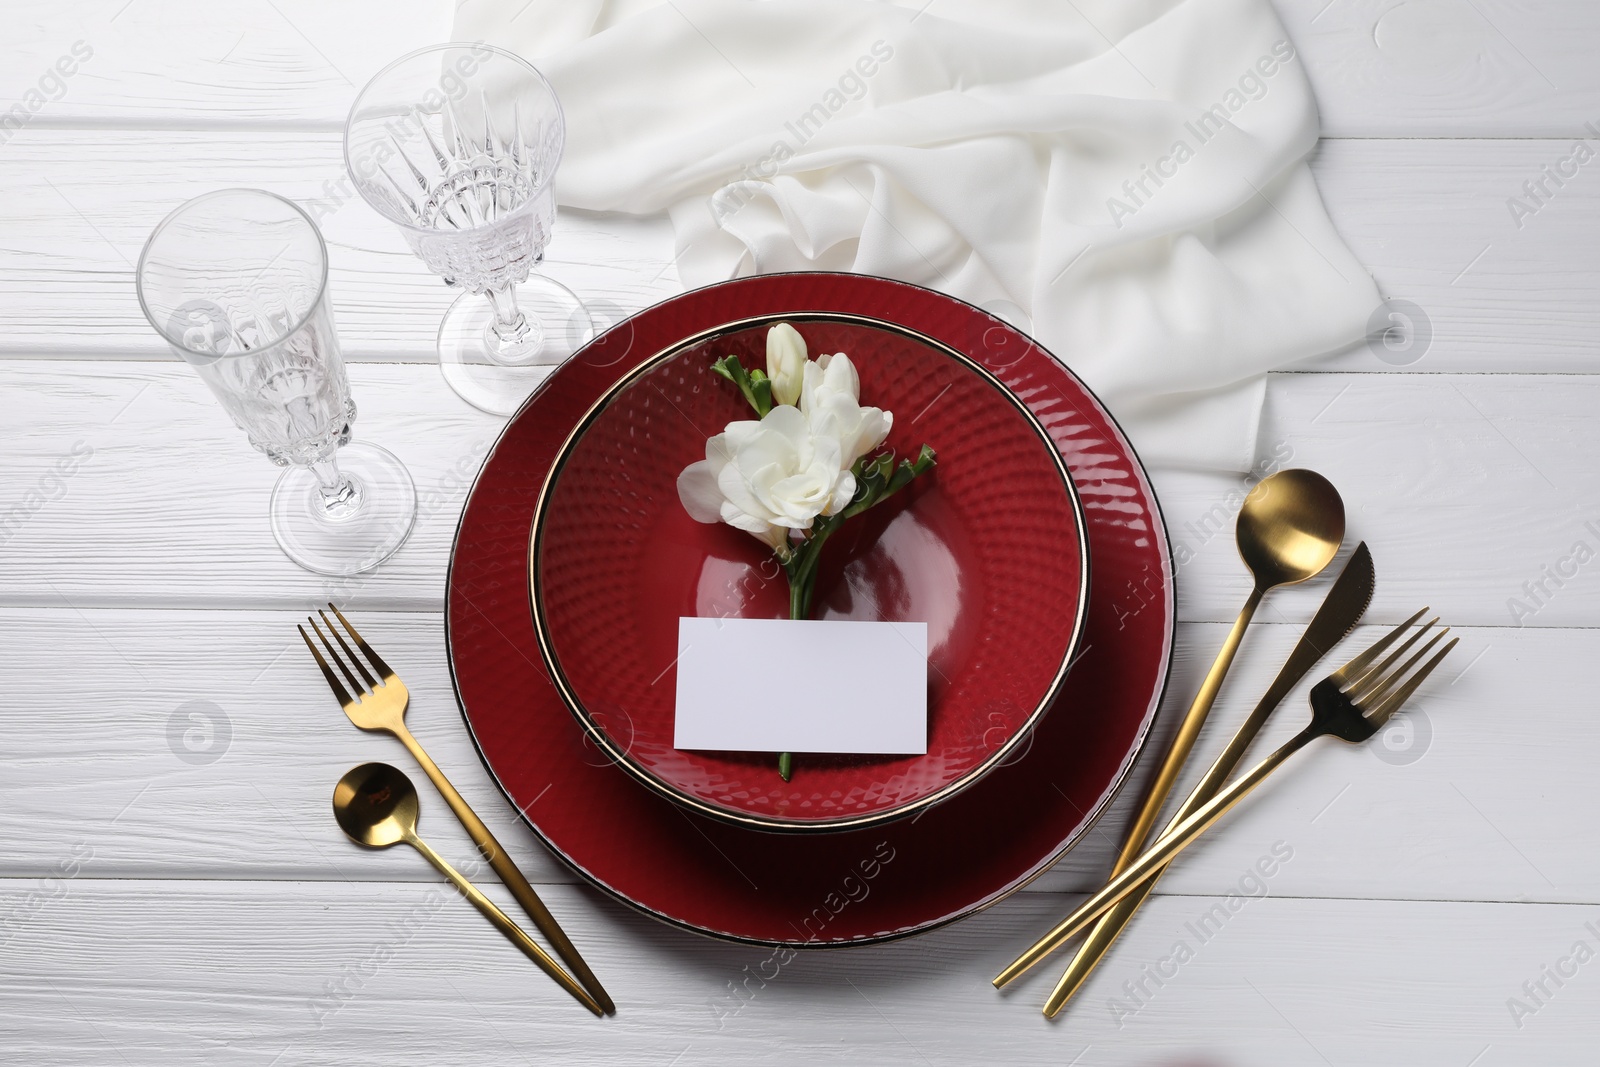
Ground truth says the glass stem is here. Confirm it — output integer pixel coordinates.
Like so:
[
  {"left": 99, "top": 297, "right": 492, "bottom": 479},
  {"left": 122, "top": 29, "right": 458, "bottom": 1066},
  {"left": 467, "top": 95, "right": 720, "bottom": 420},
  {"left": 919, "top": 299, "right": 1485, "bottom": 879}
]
[
  {"left": 309, "top": 456, "right": 358, "bottom": 514},
  {"left": 484, "top": 283, "right": 531, "bottom": 348}
]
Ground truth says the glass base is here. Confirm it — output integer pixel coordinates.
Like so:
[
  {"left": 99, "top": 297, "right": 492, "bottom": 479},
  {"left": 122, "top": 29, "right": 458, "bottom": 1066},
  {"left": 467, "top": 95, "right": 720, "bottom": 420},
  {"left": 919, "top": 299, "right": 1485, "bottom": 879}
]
[
  {"left": 438, "top": 276, "right": 594, "bottom": 416},
  {"left": 269, "top": 443, "right": 417, "bottom": 576}
]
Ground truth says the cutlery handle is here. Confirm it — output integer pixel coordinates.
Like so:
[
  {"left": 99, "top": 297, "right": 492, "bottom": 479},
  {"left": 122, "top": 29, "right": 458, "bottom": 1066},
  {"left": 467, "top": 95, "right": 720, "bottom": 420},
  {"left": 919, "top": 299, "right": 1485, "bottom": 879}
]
[
  {"left": 998, "top": 589, "right": 1262, "bottom": 994},
  {"left": 1113, "top": 588, "right": 1262, "bottom": 867},
  {"left": 995, "top": 728, "right": 1314, "bottom": 988},
  {"left": 1041, "top": 721, "right": 1267, "bottom": 1014},
  {"left": 407, "top": 834, "right": 604, "bottom": 1017},
  {"left": 1042, "top": 606, "right": 1304, "bottom": 1013},
  {"left": 394, "top": 725, "right": 616, "bottom": 1014},
  {"left": 1042, "top": 870, "right": 1162, "bottom": 1013}
]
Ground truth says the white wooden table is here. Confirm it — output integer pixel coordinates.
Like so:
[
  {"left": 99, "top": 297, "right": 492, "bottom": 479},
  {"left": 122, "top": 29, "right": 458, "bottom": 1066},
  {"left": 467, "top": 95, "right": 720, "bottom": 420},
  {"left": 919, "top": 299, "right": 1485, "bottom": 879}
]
[{"left": 3, "top": 2, "right": 1598, "bottom": 1063}]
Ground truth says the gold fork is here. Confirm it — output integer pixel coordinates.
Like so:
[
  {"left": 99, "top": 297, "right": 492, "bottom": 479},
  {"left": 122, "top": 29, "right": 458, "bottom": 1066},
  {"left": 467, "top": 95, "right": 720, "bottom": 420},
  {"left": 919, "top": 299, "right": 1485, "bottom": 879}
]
[
  {"left": 300, "top": 604, "right": 615, "bottom": 1015},
  {"left": 996, "top": 609, "right": 1457, "bottom": 987}
]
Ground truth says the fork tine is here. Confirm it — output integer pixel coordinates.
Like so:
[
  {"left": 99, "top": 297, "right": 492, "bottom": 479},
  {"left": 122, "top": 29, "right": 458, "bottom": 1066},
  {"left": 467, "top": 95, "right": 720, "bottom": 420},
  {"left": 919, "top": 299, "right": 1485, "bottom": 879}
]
[
  {"left": 328, "top": 603, "right": 394, "bottom": 680},
  {"left": 1347, "top": 617, "right": 1439, "bottom": 705},
  {"left": 1355, "top": 627, "right": 1449, "bottom": 710},
  {"left": 1331, "top": 608, "right": 1428, "bottom": 688},
  {"left": 1368, "top": 636, "right": 1459, "bottom": 726},
  {"left": 319, "top": 609, "right": 376, "bottom": 689},
  {"left": 298, "top": 624, "right": 353, "bottom": 706},
  {"left": 309, "top": 616, "right": 364, "bottom": 697}
]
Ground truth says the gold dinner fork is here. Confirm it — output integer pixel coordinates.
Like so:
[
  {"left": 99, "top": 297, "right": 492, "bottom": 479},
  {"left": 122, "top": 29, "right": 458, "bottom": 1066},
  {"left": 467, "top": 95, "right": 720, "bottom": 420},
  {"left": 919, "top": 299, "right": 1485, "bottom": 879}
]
[
  {"left": 996, "top": 609, "right": 1457, "bottom": 988},
  {"left": 300, "top": 604, "right": 615, "bottom": 1015}
]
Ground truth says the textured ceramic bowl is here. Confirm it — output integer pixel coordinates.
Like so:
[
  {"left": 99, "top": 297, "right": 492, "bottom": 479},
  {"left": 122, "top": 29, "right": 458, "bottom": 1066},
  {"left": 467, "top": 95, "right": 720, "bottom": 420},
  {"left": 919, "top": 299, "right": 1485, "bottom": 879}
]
[{"left": 530, "top": 313, "right": 1089, "bottom": 832}]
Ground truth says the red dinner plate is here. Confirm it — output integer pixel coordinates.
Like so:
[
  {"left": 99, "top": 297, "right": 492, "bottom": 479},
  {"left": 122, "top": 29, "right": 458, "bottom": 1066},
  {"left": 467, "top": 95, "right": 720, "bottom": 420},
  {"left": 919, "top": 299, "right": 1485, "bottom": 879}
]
[
  {"left": 531, "top": 314, "right": 1089, "bottom": 832},
  {"left": 447, "top": 273, "right": 1174, "bottom": 945}
]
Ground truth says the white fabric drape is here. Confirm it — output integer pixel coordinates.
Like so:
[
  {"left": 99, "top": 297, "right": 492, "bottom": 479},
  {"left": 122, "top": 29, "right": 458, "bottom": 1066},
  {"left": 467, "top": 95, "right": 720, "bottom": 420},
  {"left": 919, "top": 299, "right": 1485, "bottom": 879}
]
[{"left": 454, "top": 0, "right": 1379, "bottom": 470}]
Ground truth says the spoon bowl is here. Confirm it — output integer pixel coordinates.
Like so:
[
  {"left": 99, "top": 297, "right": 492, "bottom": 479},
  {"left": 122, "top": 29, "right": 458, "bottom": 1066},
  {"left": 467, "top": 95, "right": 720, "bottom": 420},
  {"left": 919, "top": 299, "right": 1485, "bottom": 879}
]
[
  {"left": 1237, "top": 469, "right": 1346, "bottom": 590},
  {"left": 333, "top": 762, "right": 420, "bottom": 848}
]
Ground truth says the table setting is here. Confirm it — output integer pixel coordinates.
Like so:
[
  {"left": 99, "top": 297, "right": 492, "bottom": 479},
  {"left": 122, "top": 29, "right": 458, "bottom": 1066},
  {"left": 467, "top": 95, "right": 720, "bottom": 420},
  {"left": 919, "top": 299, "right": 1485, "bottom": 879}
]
[
  {"left": 4, "top": 0, "right": 1598, "bottom": 1064},
  {"left": 130, "top": 0, "right": 1450, "bottom": 1019}
]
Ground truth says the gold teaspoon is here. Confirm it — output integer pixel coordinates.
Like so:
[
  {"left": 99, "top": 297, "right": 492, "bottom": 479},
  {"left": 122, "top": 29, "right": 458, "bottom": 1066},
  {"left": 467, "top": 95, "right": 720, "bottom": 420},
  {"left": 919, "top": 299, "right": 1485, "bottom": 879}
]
[{"left": 332, "top": 763, "right": 604, "bottom": 1017}]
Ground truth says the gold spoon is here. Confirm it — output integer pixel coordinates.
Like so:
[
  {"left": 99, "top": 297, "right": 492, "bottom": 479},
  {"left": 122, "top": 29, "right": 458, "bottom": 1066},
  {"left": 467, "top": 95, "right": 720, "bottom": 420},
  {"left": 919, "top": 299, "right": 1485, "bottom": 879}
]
[
  {"left": 995, "top": 468, "right": 1345, "bottom": 989},
  {"left": 332, "top": 763, "right": 604, "bottom": 1017}
]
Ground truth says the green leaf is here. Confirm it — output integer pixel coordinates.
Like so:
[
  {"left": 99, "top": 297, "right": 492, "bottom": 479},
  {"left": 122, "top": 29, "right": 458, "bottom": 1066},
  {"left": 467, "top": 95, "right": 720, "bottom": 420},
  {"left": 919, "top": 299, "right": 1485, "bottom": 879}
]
[
  {"left": 841, "top": 445, "right": 937, "bottom": 519},
  {"left": 749, "top": 375, "right": 773, "bottom": 416},
  {"left": 709, "top": 355, "right": 772, "bottom": 417}
]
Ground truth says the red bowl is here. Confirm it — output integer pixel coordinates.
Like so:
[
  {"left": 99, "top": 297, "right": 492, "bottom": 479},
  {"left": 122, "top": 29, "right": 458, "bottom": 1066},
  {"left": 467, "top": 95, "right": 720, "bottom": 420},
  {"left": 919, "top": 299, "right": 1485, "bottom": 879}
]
[{"left": 531, "top": 314, "right": 1089, "bottom": 832}]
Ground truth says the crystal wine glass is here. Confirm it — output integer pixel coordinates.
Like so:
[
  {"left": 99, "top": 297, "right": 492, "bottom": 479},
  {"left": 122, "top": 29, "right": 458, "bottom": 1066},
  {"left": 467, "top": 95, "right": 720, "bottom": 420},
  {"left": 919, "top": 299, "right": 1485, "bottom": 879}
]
[
  {"left": 344, "top": 43, "right": 593, "bottom": 415},
  {"left": 136, "top": 188, "right": 417, "bottom": 576}
]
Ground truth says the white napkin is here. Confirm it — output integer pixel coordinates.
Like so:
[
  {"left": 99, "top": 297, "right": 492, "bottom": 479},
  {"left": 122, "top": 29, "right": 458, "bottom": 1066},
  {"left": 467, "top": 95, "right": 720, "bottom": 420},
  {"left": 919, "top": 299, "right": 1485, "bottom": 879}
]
[{"left": 454, "top": 0, "right": 1380, "bottom": 471}]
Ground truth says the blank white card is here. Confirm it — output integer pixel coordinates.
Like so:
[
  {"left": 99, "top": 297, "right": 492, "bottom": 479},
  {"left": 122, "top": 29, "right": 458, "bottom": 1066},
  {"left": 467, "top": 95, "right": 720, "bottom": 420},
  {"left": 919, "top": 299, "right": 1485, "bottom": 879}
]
[{"left": 673, "top": 617, "right": 928, "bottom": 755}]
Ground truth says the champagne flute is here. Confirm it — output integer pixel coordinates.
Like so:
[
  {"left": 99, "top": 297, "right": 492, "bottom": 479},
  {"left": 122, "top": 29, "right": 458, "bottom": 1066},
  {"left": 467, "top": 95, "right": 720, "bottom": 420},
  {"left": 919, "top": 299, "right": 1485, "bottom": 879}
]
[
  {"left": 344, "top": 43, "right": 593, "bottom": 415},
  {"left": 136, "top": 188, "right": 417, "bottom": 576}
]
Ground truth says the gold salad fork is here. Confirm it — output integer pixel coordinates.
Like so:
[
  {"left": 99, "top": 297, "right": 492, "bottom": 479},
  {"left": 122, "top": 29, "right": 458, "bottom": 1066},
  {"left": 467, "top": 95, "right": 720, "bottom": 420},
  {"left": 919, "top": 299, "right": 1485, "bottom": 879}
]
[
  {"left": 996, "top": 608, "right": 1457, "bottom": 988},
  {"left": 300, "top": 605, "right": 615, "bottom": 1015}
]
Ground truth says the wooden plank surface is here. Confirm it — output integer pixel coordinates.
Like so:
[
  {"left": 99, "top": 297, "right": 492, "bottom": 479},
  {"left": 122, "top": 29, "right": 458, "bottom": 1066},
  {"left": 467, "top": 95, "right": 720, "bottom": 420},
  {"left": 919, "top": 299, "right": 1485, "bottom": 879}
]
[
  {"left": 2, "top": 0, "right": 450, "bottom": 128},
  {"left": 0, "top": 607, "right": 1582, "bottom": 909},
  {"left": 1281, "top": 0, "right": 1600, "bottom": 137},
  {"left": 1, "top": 360, "right": 1594, "bottom": 628},
  {"left": 3, "top": 130, "right": 1598, "bottom": 373},
  {"left": 9, "top": 1, "right": 1600, "bottom": 137},
  {"left": 2, "top": 879, "right": 1594, "bottom": 1066},
  {"left": 0, "top": 128, "right": 676, "bottom": 360}
]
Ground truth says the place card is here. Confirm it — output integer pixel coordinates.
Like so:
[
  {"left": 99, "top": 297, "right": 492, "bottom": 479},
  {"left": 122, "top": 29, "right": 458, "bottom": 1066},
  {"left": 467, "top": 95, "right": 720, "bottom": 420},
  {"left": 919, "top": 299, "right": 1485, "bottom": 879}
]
[{"left": 673, "top": 617, "right": 928, "bottom": 754}]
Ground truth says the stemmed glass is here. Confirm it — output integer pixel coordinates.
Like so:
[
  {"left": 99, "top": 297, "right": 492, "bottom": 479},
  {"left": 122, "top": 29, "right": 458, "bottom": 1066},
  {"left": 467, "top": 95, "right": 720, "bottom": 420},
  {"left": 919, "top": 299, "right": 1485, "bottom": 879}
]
[
  {"left": 136, "top": 188, "right": 417, "bottom": 576},
  {"left": 344, "top": 44, "right": 593, "bottom": 415}
]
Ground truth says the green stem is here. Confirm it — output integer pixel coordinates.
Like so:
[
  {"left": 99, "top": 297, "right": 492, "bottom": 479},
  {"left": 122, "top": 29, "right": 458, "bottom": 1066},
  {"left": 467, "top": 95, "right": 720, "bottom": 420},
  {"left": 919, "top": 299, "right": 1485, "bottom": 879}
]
[
  {"left": 784, "top": 538, "right": 824, "bottom": 619},
  {"left": 788, "top": 578, "right": 809, "bottom": 623},
  {"left": 776, "top": 528, "right": 831, "bottom": 782},
  {"left": 767, "top": 444, "right": 936, "bottom": 783}
]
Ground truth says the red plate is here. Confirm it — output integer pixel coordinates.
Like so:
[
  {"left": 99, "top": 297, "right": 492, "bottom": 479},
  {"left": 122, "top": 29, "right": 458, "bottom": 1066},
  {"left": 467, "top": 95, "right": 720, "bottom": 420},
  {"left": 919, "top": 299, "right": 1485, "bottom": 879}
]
[
  {"left": 448, "top": 273, "right": 1173, "bottom": 945},
  {"left": 531, "top": 314, "right": 1089, "bottom": 832}
]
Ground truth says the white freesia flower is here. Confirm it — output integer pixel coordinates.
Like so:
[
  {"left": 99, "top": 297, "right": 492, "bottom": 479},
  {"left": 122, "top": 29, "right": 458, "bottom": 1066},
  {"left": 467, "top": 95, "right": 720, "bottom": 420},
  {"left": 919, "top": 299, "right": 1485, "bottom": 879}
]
[
  {"left": 801, "top": 352, "right": 893, "bottom": 467},
  {"left": 678, "top": 325, "right": 938, "bottom": 782},
  {"left": 765, "top": 322, "right": 806, "bottom": 407},
  {"left": 676, "top": 404, "right": 856, "bottom": 549}
]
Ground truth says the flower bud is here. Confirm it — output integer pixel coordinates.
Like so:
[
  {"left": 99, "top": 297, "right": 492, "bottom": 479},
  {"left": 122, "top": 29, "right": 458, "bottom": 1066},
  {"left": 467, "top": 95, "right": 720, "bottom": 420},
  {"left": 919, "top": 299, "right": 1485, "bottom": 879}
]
[{"left": 766, "top": 323, "right": 807, "bottom": 407}]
